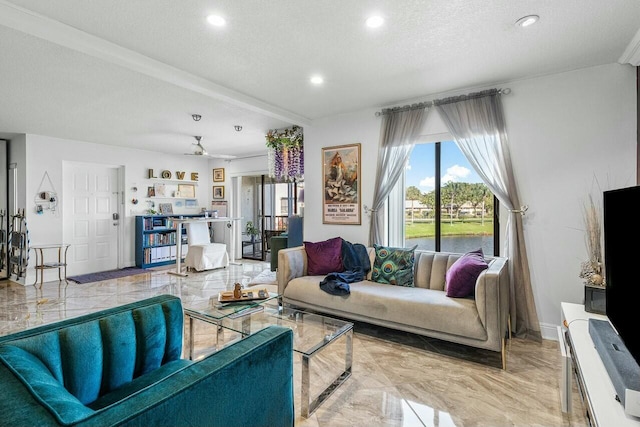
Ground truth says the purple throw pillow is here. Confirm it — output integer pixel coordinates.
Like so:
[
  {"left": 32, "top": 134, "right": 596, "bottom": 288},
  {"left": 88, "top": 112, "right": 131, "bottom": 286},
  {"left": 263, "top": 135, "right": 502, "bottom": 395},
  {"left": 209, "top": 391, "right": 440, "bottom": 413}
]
[
  {"left": 304, "top": 237, "right": 344, "bottom": 276},
  {"left": 445, "top": 249, "right": 489, "bottom": 298}
]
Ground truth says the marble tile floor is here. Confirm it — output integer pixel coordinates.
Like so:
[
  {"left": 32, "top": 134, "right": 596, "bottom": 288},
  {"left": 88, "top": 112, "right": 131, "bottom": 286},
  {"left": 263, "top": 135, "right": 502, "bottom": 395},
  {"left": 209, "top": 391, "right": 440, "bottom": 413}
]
[{"left": 0, "top": 261, "right": 588, "bottom": 427}]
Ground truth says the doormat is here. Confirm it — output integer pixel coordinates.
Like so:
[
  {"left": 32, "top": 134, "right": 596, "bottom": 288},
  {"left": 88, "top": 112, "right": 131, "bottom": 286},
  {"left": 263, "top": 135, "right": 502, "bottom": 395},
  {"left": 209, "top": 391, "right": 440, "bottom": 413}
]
[{"left": 68, "top": 267, "right": 149, "bottom": 284}]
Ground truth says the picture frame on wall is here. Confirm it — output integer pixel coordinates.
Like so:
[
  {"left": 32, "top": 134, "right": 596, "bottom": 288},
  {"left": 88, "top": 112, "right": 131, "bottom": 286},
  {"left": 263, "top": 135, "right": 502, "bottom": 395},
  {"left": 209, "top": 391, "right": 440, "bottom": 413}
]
[
  {"left": 213, "top": 168, "right": 225, "bottom": 182},
  {"left": 178, "top": 184, "right": 195, "bottom": 198},
  {"left": 211, "top": 200, "right": 228, "bottom": 217},
  {"left": 322, "top": 143, "right": 361, "bottom": 225},
  {"left": 213, "top": 186, "right": 225, "bottom": 199},
  {"left": 158, "top": 203, "right": 173, "bottom": 215},
  {"left": 154, "top": 183, "right": 166, "bottom": 197}
]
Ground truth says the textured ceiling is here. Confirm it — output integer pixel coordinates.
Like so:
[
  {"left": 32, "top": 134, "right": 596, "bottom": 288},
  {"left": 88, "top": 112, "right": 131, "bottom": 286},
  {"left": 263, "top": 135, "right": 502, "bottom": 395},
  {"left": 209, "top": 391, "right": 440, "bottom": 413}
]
[{"left": 0, "top": 0, "right": 638, "bottom": 157}]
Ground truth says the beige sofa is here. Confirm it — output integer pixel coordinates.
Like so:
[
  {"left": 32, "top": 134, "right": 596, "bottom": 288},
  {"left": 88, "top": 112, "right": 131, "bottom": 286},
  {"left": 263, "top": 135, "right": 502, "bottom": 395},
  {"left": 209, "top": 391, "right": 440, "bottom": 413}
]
[{"left": 277, "top": 246, "right": 511, "bottom": 368}]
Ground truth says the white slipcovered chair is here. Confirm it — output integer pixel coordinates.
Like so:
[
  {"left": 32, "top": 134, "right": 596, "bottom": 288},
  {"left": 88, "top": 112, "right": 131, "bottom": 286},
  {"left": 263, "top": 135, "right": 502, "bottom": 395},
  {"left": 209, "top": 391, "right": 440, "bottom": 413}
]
[{"left": 184, "top": 221, "right": 229, "bottom": 271}]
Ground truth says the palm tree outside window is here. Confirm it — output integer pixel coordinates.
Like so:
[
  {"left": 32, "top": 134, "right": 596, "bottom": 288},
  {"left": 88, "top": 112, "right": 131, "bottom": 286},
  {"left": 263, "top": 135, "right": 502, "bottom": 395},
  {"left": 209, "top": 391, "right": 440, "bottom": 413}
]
[{"left": 402, "top": 141, "right": 499, "bottom": 255}]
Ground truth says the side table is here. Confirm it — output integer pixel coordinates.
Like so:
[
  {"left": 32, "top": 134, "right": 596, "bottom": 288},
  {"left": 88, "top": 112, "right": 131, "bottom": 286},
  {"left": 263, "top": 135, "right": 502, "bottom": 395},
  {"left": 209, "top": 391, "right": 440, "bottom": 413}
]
[
  {"left": 31, "top": 243, "right": 70, "bottom": 286},
  {"left": 560, "top": 302, "right": 640, "bottom": 426}
]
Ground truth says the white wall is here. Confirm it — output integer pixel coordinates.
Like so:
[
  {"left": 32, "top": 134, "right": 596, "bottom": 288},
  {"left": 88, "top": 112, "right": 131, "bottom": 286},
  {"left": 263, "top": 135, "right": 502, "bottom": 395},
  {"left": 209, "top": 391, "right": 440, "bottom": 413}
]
[
  {"left": 304, "top": 108, "right": 380, "bottom": 244},
  {"left": 218, "top": 156, "right": 268, "bottom": 179},
  {"left": 303, "top": 63, "right": 637, "bottom": 338},
  {"left": 24, "top": 134, "right": 214, "bottom": 281},
  {"left": 504, "top": 63, "right": 636, "bottom": 337}
]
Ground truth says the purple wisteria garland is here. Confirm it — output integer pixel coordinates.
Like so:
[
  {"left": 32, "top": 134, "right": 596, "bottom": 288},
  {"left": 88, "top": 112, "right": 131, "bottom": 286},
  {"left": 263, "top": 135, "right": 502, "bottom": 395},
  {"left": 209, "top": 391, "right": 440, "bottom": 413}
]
[{"left": 265, "top": 125, "right": 304, "bottom": 181}]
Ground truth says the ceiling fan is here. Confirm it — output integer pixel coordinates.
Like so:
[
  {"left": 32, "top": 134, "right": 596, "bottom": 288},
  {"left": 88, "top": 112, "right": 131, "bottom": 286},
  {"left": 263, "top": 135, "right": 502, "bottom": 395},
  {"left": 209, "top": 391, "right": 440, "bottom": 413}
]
[{"left": 184, "top": 136, "right": 236, "bottom": 159}]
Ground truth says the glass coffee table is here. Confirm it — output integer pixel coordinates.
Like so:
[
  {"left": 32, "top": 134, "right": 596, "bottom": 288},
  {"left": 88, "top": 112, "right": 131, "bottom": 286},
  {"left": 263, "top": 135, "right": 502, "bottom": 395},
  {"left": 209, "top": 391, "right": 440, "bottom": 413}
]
[
  {"left": 185, "top": 299, "right": 353, "bottom": 417},
  {"left": 183, "top": 291, "right": 280, "bottom": 359}
]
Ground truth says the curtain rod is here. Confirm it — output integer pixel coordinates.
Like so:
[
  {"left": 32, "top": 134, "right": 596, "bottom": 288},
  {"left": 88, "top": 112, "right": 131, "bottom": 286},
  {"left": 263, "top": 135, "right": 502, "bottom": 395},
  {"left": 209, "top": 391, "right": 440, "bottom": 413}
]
[{"left": 374, "top": 88, "right": 511, "bottom": 117}]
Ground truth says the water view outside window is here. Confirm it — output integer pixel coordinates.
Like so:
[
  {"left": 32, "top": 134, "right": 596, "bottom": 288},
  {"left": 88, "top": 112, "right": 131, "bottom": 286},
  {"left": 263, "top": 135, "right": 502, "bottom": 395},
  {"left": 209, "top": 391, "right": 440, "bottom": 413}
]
[{"left": 405, "top": 141, "right": 495, "bottom": 255}]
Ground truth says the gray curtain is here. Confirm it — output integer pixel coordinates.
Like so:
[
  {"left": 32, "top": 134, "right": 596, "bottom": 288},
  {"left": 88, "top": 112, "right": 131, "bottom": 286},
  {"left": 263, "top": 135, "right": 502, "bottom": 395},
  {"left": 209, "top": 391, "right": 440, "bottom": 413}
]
[
  {"left": 369, "top": 106, "right": 429, "bottom": 246},
  {"left": 434, "top": 89, "right": 540, "bottom": 339}
]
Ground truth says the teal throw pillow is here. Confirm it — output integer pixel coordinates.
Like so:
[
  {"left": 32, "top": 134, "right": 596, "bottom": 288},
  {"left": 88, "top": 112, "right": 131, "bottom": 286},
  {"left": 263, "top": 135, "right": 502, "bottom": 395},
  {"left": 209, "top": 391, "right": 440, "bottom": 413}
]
[{"left": 371, "top": 244, "right": 416, "bottom": 287}]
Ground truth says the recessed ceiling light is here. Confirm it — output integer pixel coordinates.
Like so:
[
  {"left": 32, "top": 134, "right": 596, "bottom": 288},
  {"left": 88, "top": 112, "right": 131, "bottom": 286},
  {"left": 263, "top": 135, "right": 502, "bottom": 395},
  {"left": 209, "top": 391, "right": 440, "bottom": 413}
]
[
  {"left": 366, "top": 15, "right": 384, "bottom": 28},
  {"left": 207, "top": 14, "right": 226, "bottom": 27},
  {"left": 310, "top": 75, "right": 324, "bottom": 85},
  {"left": 515, "top": 15, "right": 539, "bottom": 28}
]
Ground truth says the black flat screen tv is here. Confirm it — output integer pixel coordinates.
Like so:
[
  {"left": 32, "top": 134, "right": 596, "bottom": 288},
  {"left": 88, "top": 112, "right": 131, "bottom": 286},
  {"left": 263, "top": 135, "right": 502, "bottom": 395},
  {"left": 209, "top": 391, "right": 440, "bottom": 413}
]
[{"left": 604, "top": 185, "right": 640, "bottom": 366}]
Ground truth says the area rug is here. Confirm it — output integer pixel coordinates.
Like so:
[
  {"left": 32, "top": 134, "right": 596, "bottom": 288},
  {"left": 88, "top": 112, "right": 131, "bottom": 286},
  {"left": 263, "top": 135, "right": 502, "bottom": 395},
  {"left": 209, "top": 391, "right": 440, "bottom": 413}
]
[{"left": 68, "top": 267, "right": 149, "bottom": 284}]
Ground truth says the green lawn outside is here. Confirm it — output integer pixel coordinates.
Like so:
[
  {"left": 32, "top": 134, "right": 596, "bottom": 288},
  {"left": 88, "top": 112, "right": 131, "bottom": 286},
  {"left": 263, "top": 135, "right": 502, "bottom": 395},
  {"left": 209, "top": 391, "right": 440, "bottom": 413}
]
[{"left": 405, "top": 219, "right": 494, "bottom": 238}]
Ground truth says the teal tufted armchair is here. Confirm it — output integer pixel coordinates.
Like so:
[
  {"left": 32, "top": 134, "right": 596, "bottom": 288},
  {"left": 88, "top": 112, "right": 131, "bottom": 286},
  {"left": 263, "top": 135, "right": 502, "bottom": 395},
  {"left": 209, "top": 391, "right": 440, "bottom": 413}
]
[{"left": 0, "top": 294, "right": 294, "bottom": 427}]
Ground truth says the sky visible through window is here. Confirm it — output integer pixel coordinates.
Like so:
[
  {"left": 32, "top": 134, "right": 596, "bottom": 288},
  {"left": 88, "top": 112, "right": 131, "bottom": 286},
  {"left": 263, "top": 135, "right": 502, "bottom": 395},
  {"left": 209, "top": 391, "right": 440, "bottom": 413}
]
[
  {"left": 404, "top": 141, "right": 494, "bottom": 255},
  {"left": 405, "top": 142, "right": 482, "bottom": 190}
]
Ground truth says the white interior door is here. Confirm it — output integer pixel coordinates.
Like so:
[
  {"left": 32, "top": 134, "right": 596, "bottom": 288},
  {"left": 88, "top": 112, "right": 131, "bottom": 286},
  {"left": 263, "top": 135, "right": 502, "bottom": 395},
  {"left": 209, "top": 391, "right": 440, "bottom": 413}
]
[{"left": 63, "top": 163, "right": 119, "bottom": 275}]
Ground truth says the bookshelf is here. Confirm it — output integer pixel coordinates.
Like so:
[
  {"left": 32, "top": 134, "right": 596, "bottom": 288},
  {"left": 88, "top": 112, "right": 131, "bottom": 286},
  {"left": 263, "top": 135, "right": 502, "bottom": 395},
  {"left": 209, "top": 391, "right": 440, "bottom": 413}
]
[{"left": 135, "top": 214, "right": 205, "bottom": 268}]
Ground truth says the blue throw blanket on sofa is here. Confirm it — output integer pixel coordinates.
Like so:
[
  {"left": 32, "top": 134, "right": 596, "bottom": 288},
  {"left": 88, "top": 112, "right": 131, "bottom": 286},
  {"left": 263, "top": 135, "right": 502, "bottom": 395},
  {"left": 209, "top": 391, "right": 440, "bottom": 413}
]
[{"left": 320, "top": 239, "right": 371, "bottom": 296}]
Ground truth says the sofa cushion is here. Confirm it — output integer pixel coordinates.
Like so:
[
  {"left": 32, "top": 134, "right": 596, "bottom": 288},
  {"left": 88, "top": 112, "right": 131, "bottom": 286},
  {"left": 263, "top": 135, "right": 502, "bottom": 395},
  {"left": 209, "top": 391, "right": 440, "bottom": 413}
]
[
  {"left": 133, "top": 304, "right": 168, "bottom": 376},
  {"left": 8, "top": 330, "right": 64, "bottom": 384},
  {"left": 304, "top": 237, "right": 344, "bottom": 275},
  {"left": 0, "top": 345, "right": 95, "bottom": 425},
  {"left": 98, "top": 311, "right": 137, "bottom": 394},
  {"left": 284, "top": 277, "right": 487, "bottom": 340},
  {"left": 445, "top": 249, "right": 488, "bottom": 298},
  {"left": 88, "top": 359, "right": 192, "bottom": 411},
  {"left": 59, "top": 321, "right": 104, "bottom": 404},
  {"left": 371, "top": 244, "right": 416, "bottom": 287}
]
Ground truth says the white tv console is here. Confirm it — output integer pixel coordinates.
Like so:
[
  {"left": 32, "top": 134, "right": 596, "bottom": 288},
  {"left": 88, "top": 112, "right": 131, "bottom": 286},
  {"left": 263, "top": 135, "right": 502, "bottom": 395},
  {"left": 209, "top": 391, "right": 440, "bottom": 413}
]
[{"left": 560, "top": 302, "right": 640, "bottom": 426}]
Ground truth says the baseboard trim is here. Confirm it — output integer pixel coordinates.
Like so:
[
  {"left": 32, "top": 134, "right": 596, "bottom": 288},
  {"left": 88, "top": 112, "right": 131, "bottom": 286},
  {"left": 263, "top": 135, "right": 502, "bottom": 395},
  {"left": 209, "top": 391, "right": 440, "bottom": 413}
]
[{"left": 540, "top": 322, "right": 559, "bottom": 341}]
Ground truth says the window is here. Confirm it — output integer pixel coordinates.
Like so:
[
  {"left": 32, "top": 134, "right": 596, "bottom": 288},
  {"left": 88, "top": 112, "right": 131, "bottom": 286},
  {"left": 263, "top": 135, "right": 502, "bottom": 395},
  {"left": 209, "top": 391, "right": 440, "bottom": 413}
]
[
  {"left": 401, "top": 141, "right": 498, "bottom": 255},
  {"left": 280, "top": 197, "right": 288, "bottom": 215}
]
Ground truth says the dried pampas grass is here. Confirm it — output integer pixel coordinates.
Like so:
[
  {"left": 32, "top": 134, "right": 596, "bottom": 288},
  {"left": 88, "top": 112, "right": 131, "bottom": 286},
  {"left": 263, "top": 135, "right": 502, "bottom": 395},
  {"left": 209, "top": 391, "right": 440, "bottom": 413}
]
[
  {"left": 580, "top": 195, "right": 604, "bottom": 286},
  {"left": 583, "top": 195, "right": 602, "bottom": 265}
]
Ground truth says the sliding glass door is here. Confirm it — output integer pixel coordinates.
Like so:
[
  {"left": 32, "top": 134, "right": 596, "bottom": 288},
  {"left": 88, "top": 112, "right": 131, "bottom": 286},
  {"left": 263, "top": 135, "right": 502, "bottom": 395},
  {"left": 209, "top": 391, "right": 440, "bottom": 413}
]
[
  {"left": 240, "top": 175, "right": 302, "bottom": 261},
  {"left": 240, "top": 176, "right": 263, "bottom": 260}
]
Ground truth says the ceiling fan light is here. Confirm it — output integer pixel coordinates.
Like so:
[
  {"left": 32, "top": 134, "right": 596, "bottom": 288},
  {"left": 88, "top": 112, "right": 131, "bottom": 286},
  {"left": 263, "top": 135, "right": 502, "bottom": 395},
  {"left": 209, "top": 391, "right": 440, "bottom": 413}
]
[
  {"left": 185, "top": 135, "right": 236, "bottom": 159},
  {"left": 515, "top": 15, "right": 539, "bottom": 28},
  {"left": 366, "top": 15, "right": 384, "bottom": 28},
  {"left": 310, "top": 75, "right": 324, "bottom": 85},
  {"left": 207, "top": 14, "right": 226, "bottom": 27}
]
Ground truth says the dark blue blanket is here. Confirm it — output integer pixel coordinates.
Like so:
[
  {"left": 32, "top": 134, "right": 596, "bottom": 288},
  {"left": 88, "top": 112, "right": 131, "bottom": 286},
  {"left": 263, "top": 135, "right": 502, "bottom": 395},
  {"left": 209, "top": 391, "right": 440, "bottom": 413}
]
[{"left": 320, "top": 239, "right": 371, "bottom": 296}]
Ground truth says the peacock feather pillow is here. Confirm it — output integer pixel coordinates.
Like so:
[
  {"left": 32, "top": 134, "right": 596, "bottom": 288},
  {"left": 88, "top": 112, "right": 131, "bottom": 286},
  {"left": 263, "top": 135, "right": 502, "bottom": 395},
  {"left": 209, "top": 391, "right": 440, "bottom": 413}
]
[{"left": 371, "top": 244, "right": 417, "bottom": 287}]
